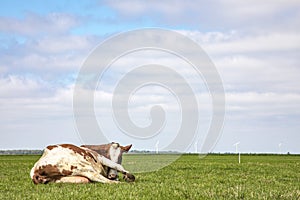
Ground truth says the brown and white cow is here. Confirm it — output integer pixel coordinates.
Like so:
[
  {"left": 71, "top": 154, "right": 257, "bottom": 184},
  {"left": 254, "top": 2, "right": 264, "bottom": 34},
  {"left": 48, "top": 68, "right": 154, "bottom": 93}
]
[{"left": 30, "top": 142, "right": 135, "bottom": 184}]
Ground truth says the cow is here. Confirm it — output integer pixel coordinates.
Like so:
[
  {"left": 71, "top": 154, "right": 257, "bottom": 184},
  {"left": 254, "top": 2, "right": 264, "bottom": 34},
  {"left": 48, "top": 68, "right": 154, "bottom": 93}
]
[{"left": 30, "top": 142, "right": 135, "bottom": 184}]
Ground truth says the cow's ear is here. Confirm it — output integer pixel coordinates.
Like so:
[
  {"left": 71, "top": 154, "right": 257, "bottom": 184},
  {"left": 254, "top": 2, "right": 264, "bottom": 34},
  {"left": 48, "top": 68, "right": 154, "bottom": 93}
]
[{"left": 121, "top": 144, "right": 132, "bottom": 152}]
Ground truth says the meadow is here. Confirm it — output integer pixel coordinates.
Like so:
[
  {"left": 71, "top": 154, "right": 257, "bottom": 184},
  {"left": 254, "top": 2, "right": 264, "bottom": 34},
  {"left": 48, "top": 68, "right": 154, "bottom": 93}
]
[{"left": 0, "top": 154, "right": 299, "bottom": 199}]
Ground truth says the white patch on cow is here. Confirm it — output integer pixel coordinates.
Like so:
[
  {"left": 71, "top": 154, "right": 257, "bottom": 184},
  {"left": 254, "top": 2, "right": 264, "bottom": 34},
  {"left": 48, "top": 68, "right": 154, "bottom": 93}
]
[
  {"left": 109, "top": 144, "right": 121, "bottom": 163},
  {"left": 107, "top": 144, "right": 122, "bottom": 179}
]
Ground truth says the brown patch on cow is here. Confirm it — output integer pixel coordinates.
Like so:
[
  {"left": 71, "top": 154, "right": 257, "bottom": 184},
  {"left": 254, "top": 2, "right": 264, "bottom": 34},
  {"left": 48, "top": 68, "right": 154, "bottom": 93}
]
[
  {"left": 46, "top": 145, "right": 58, "bottom": 150},
  {"left": 37, "top": 164, "right": 60, "bottom": 176},
  {"left": 82, "top": 143, "right": 132, "bottom": 162},
  {"left": 81, "top": 144, "right": 112, "bottom": 159},
  {"left": 32, "top": 164, "right": 62, "bottom": 184},
  {"left": 62, "top": 169, "right": 73, "bottom": 176},
  {"left": 71, "top": 165, "right": 77, "bottom": 170},
  {"left": 32, "top": 164, "right": 76, "bottom": 184},
  {"left": 60, "top": 144, "right": 97, "bottom": 163}
]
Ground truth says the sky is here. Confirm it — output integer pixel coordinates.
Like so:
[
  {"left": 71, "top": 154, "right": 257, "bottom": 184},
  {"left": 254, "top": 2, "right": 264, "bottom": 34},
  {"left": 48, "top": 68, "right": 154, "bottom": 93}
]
[{"left": 0, "top": 0, "right": 300, "bottom": 153}]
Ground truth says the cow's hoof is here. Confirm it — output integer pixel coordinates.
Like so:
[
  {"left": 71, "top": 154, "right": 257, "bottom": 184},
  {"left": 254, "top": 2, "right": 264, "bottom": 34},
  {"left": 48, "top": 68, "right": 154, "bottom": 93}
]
[{"left": 123, "top": 173, "right": 135, "bottom": 182}]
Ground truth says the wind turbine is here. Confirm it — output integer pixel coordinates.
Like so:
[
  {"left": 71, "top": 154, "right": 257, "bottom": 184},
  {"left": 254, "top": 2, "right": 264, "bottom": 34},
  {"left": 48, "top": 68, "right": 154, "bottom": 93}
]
[
  {"left": 155, "top": 140, "right": 159, "bottom": 154},
  {"left": 233, "top": 142, "right": 241, "bottom": 164},
  {"left": 233, "top": 142, "right": 240, "bottom": 153},
  {"left": 278, "top": 143, "right": 282, "bottom": 154},
  {"left": 194, "top": 141, "right": 198, "bottom": 153}
]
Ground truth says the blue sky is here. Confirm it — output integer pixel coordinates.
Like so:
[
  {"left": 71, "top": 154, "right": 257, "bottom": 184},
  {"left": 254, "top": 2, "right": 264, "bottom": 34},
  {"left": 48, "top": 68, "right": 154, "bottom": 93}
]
[{"left": 1, "top": 0, "right": 300, "bottom": 153}]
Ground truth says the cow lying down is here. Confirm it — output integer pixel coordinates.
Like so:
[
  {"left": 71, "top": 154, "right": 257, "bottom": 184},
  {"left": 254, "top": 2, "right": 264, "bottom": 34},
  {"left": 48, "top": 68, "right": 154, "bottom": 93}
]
[{"left": 30, "top": 142, "right": 135, "bottom": 184}]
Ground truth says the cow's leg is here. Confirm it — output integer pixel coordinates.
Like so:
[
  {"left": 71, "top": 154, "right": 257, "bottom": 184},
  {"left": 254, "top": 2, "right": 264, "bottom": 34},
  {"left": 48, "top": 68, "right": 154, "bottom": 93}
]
[
  {"left": 97, "top": 155, "right": 135, "bottom": 182},
  {"left": 76, "top": 171, "right": 119, "bottom": 184},
  {"left": 97, "top": 155, "right": 128, "bottom": 173},
  {"left": 56, "top": 176, "right": 90, "bottom": 183},
  {"left": 57, "top": 173, "right": 118, "bottom": 184}
]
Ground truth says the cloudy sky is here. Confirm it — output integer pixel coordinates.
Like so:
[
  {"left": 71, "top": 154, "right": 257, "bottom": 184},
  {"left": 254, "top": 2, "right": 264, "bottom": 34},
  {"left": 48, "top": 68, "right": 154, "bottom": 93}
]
[{"left": 1, "top": 0, "right": 300, "bottom": 153}]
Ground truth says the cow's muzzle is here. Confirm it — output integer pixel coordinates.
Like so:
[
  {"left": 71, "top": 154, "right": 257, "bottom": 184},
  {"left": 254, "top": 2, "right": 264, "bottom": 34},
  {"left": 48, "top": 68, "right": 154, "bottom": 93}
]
[
  {"left": 108, "top": 169, "right": 119, "bottom": 180},
  {"left": 108, "top": 173, "right": 118, "bottom": 180}
]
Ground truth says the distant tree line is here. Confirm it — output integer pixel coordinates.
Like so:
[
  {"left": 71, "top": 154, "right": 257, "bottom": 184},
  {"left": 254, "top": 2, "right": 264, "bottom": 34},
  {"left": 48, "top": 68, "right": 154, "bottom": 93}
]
[
  {"left": 0, "top": 150, "right": 43, "bottom": 155},
  {"left": 0, "top": 149, "right": 179, "bottom": 155},
  {"left": 0, "top": 149, "right": 296, "bottom": 155}
]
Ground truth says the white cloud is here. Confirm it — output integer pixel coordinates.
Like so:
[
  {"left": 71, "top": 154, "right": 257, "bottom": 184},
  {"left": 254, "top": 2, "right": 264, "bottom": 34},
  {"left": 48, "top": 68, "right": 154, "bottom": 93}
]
[
  {"left": 0, "top": 76, "right": 79, "bottom": 149},
  {"left": 30, "top": 35, "right": 95, "bottom": 53},
  {"left": 0, "top": 35, "right": 99, "bottom": 79},
  {"left": 0, "top": 12, "right": 79, "bottom": 36},
  {"left": 105, "top": 0, "right": 300, "bottom": 31},
  {"left": 175, "top": 30, "right": 300, "bottom": 94},
  {"left": 205, "top": 32, "right": 300, "bottom": 55},
  {"left": 105, "top": 0, "right": 191, "bottom": 17},
  {"left": 218, "top": 0, "right": 300, "bottom": 22},
  {"left": 179, "top": 30, "right": 300, "bottom": 54},
  {"left": 226, "top": 92, "right": 300, "bottom": 118},
  {"left": 215, "top": 55, "right": 300, "bottom": 93},
  {"left": 0, "top": 75, "right": 51, "bottom": 98},
  {"left": 0, "top": 75, "right": 74, "bottom": 114}
]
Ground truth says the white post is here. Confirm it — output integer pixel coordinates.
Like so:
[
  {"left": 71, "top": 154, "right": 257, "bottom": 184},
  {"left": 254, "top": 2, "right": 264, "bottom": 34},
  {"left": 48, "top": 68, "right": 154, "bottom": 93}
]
[{"left": 238, "top": 152, "right": 241, "bottom": 164}]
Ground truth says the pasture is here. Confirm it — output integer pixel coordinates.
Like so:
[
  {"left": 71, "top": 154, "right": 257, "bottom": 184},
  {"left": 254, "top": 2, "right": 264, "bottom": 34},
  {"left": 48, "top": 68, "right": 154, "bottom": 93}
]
[{"left": 0, "top": 154, "right": 299, "bottom": 199}]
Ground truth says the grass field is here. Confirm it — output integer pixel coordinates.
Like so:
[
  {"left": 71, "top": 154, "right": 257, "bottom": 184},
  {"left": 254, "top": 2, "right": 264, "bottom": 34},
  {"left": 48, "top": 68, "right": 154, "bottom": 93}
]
[{"left": 0, "top": 154, "right": 299, "bottom": 199}]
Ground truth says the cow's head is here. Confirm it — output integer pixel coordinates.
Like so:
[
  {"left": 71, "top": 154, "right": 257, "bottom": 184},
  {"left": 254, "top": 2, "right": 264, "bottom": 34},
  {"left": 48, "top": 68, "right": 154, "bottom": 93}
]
[
  {"left": 107, "top": 142, "right": 132, "bottom": 180},
  {"left": 81, "top": 142, "right": 132, "bottom": 180}
]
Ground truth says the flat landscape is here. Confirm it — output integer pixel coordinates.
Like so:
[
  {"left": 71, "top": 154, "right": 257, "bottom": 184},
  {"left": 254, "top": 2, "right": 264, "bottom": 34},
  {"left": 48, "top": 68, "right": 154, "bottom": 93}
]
[{"left": 0, "top": 154, "right": 299, "bottom": 199}]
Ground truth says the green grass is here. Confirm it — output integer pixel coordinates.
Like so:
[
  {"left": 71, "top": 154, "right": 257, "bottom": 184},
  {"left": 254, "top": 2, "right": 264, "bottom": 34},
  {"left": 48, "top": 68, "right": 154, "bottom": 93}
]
[{"left": 0, "top": 154, "right": 299, "bottom": 199}]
